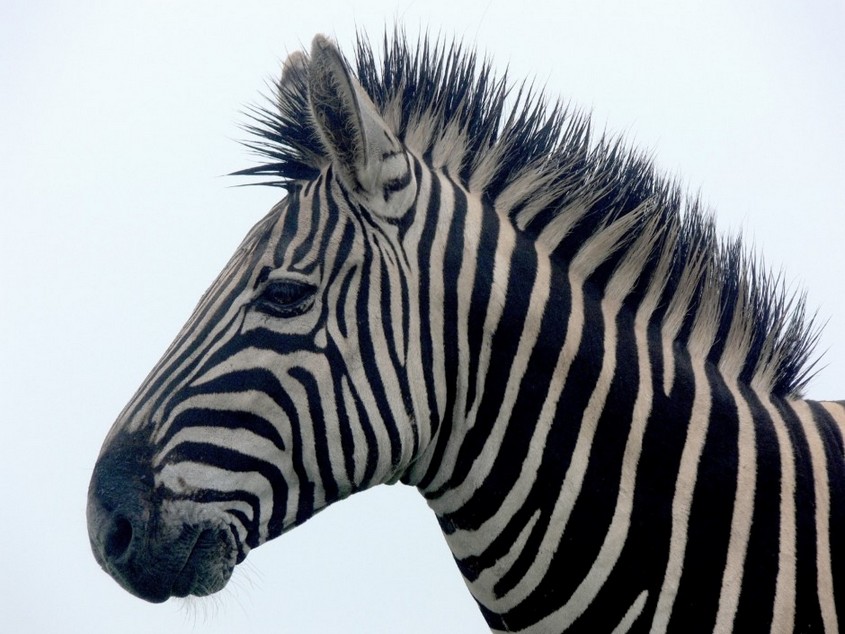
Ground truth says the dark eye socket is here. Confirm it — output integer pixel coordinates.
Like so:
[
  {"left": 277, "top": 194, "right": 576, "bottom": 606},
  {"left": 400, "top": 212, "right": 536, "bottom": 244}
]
[{"left": 254, "top": 279, "right": 317, "bottom": 318}]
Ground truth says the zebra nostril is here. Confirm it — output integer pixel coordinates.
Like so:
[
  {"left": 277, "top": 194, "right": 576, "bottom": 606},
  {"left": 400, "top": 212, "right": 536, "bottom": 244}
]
[{"left": 105, "top": 516, "right": 134, "bottom": 560}]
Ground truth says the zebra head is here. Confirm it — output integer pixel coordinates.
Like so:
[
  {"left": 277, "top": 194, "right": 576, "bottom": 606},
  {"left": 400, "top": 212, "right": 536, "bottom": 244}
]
[{"left": 87, "top": 36, "right": 432, "bottom": 602}]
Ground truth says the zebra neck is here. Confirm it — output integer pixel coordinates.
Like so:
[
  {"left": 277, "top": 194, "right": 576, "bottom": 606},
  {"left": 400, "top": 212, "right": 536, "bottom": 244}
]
[
  {"left": 412, "top": 288, "right": 845, "bottom": 631},
  {"left": 397, "top": 195, "right": 845, "bottom": 629}
]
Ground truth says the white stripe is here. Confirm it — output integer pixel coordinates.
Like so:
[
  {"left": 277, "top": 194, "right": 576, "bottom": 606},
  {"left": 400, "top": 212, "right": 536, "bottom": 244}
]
[
  {"left": 713, "top": 384, "right": 756, "bottom": 632},
  {"left": 612, "top": 591, "right": 649, "bottom": 634},
  {"left": 650, "top": 360, "right": 712, "bottom": 634},
  {"left": 463, "top": 208, "right": 516, "bottom": 430},
  {"left": 820, "top": 401, "right": 845, "bottom": 439},
  {"left": 658, "top": 252, "right": 707, "bottom": 396},
  {"left": 453, "top": 194, "right": 483, "bottom": 432}
]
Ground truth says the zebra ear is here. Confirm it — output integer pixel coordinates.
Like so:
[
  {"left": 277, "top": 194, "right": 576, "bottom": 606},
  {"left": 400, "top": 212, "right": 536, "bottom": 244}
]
[{"left": 308, "top": 35, "right": 415, "bottom": 219}]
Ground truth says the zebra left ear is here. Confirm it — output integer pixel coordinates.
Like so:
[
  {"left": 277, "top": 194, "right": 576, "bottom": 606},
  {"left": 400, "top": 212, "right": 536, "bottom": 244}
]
[{"left": 308, "top": 35, "right": 415, "bottom": 219}]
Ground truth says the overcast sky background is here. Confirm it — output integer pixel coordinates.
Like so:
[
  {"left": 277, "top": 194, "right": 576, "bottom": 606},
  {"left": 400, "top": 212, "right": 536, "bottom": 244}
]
[{"left": 2, "top": 1, "right": 844, "bottom": 632}]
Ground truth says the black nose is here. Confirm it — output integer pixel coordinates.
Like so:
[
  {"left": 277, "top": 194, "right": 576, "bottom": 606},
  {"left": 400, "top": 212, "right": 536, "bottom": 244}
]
[{"left": 87, "top": 431, "right": 169, "bottom": 602}]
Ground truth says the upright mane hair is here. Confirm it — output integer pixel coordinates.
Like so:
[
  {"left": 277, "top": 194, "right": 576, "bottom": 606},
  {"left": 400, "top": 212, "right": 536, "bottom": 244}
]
[{"left": 235, "top": 29, "right": 819, "bottom": 398}]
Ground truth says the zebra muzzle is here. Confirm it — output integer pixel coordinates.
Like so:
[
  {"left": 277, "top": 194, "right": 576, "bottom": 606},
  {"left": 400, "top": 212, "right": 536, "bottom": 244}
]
[{"left": 87, "top": 432, "right": 236, "bottom": 602}]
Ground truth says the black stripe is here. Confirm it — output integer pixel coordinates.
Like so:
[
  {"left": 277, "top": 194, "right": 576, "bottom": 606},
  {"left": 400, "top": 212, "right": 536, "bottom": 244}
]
[
  {"left": 668, "top": 366, "right": 738, "bottom": 633},
  {"left": 733, "top": 387, "right": 779, "bottom": 631},
  {"left": 414, "top": 170, "right": 445, "bottom": 490},
  {"left": 809, "top": 401, "right": 845, "bottom": 627},
  {"left": 287, "top": 366, "right": 339, "bottom": 503},
  {"left": 775, "top": 398, "right": 823, "bottom": 631}
]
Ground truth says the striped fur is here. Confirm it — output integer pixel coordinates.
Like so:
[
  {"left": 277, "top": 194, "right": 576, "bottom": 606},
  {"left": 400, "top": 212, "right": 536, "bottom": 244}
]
[{"left": 87, "top": 31, "right": 845, "bottom": 632}]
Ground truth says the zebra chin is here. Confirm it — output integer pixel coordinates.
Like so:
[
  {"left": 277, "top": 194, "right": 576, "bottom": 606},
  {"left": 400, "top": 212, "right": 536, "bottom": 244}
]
[{"left": 87, "top": 430, "right": 240, "bottom": 603}]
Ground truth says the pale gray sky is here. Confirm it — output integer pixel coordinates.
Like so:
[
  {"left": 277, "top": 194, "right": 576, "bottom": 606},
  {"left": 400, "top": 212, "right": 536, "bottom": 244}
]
[{"left": 2, "top": 1, "right": 844, "bottom": 632}]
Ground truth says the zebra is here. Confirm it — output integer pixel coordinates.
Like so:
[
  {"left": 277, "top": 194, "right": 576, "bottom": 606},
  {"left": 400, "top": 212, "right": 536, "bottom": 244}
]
[{"left": 87, "top": 31, "right": 845, "bottom": 633}]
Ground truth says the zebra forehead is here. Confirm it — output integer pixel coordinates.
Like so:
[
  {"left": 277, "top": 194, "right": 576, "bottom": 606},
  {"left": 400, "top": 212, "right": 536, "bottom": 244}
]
[{"left": 234, "top": 28, "right": 819, "bottom": 398}]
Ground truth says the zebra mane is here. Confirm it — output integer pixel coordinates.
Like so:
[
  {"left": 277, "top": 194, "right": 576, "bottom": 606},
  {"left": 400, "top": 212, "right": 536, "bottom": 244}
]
[{"left": 235, "top": 29, "right": 819, "bottom": 397}]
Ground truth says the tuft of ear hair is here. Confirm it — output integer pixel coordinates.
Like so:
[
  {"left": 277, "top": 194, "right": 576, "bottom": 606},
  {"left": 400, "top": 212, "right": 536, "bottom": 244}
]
[
  {"left": 280, "top": 50, "right": 308, "bottom": 94},
  {"left": 307, "top": 35, "right": 415, "bottom": 219}
]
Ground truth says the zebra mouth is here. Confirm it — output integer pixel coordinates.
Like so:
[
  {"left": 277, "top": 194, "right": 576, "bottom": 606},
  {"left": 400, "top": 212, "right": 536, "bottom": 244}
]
[{"left": 169, "top": 526, "right": 237, "bottom": 598}]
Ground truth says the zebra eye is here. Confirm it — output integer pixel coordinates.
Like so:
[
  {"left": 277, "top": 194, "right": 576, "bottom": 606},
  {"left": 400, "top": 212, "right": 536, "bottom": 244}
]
[{"left": 254, "top": 279, "right": 317, "bottom": 318}]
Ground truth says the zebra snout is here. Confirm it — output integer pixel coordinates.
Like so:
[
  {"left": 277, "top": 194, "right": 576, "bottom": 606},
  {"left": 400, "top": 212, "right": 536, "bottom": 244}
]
[
  {"left": 87, "top": 434, "right": 171, "bottom": 602},
  {"left": 87, "top": 429, "right": 238, "bottom": 602}
]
